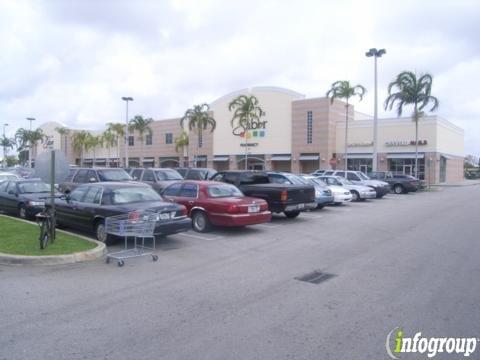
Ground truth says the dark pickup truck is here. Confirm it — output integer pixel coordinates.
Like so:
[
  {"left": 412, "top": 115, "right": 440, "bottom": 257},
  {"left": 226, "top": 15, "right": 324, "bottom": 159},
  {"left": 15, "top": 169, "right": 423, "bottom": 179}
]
[
  {"left": 368, "top": 171, "right": 421, "bottom": 194},
  {"left": 210, "top": 171, "right": 316, "bottom": 218}
]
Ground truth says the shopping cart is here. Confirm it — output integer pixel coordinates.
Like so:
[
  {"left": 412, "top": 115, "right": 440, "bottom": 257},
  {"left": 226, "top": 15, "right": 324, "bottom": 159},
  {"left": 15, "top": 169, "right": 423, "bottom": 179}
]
[{"left": 105, "top": 211, "right": 159, "bottom": 267}]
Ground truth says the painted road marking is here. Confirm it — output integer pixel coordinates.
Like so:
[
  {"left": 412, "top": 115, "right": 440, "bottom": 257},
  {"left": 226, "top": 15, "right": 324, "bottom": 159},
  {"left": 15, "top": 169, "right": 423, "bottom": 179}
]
[{"left": 176, "top": 232, "right": 223, "bottom": 241}]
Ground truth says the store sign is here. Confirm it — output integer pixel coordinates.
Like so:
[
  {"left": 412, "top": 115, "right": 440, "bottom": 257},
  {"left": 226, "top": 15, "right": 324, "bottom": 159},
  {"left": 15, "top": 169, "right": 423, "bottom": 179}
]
[
  {"left": 42, "top": 136, "right": 54, "bottom": 150},
  {"left": 232, "top": 120, "right": 268, "bottom": 140},
  {"left": 349, "top": 141, "right": 373, "bottom": 147},
  {"left": 385, "top": 140, "right": 428, "bottom": 147}
]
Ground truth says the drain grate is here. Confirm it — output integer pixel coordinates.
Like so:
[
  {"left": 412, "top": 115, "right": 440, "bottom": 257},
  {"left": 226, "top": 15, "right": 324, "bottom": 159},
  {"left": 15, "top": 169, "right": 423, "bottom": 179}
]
[{"left": 295, "top": 270, "right": 336, "bottom": 284}]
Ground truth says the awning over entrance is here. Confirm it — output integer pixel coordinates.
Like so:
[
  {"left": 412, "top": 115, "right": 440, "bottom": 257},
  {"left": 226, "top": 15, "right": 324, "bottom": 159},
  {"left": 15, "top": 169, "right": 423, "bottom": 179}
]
[
  {"left": 299, "top": 155, "right": 319, "bottom": 161},
  {"left": 143, "top": 158, "right": 154, "bottom": 164},
  {"left": 271, "top": 154, "right": 291, "bottom": 161},
  {"left": 387, "top": 153, "right": 425, "bottom": 159},
  {"left": 194, "top": 155, "right": 207, "bottom": 161},
  {"left": 346, "top": 153, "right": 373, "bottom": 159},
  {"left": 213, "top": 156, "right": 229, "bottom": 162}
]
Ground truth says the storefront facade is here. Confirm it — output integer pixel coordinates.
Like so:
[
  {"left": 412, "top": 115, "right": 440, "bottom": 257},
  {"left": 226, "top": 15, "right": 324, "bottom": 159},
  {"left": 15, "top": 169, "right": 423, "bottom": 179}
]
[{"left": 37, "top": 86, "right": 464, "bottom": 184}]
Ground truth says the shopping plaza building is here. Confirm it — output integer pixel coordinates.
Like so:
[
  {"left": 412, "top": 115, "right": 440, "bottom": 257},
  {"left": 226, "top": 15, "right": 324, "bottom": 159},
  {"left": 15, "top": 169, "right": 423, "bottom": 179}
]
[{"left": 38, "top": 86, "right": 464, "bottom": 183}]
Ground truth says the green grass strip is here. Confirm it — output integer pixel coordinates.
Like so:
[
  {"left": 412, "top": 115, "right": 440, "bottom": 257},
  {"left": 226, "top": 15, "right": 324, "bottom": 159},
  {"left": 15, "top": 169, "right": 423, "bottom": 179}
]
[{"left": 0, "top": 216, "right": 96, "bottom": 256}]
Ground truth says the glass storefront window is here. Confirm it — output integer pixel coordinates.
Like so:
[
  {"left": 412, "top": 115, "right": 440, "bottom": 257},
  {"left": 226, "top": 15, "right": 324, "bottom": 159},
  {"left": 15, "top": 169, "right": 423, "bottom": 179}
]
[
  {"left": 388, "top": 158, "right": 425, "bottom": 180},
  {"left": 347, "top": 158, "right": 372, "bottom": 173}
]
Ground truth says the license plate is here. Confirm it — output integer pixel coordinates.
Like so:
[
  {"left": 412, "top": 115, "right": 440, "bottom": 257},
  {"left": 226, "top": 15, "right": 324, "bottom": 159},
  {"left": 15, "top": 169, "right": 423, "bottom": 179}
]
[
  {"left": 297, "top": 203, "right": 305, "bottom": 209},
  {"left": 248, "top": 205, "right": 260, "bottom": 213},
  {"left": 159, "top": 212, "right": 171, "bottom": 220}
]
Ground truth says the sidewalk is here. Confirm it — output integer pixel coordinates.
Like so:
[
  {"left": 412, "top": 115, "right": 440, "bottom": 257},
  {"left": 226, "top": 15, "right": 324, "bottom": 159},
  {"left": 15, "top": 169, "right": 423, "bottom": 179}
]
[{"left": 430, "top": 179, "right": 480, "bottom": 187}]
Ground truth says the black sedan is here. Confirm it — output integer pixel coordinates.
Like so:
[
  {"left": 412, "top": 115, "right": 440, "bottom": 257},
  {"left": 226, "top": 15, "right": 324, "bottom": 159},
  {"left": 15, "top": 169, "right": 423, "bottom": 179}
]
[
  {"left": 54, "top": 182, "right": 191, "bottom": 244},
  {"left": 0, "top": 179, "right": 60, "bottom": 219}
]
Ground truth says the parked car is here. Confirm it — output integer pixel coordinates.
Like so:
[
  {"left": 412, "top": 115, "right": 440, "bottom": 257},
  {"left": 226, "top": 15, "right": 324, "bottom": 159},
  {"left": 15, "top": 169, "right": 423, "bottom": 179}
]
[
  {"left": 269, "top": 173, "right": 334, "bottom": 209},
  {"left": 175, "top": 167, "right": 217, "bottom": 180},
  {"left": 331, "top": 170, "right": 390, "bottom": 198},
  {"left": 0, "top": 179, "right": 61, "bottom": 219},
  {"left": 311, "top": 170, "right": 327, "bottom": 176},
  {"left": 129, "top": 168, "right": 183, "bottom": 193},
  {"left": 310, "top": 177, "right": 352, "bottom": 205},
  {"left": 368, "top": 171, "right": 420, "bottom": 194},
  {"left": 211, "top": 171, "right": 316, "bottom": 218},
  {"left": 54, "top": 182, "right": 191, "bottom": 244},
  {"left": 0, "top": 172, "right": 20, "bottom": 182},
  {"left": 162, "top": 181, "right": 271, "bottom": 232},
  {"left": 317, "top": 175, "right": 377, "bottom": 201},
  {"left": 59, "top": 167, "right": 133, "bottom": 193}
]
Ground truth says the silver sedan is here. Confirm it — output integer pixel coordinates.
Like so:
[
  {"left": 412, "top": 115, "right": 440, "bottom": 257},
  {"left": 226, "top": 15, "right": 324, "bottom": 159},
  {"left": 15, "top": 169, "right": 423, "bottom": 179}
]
[{"left": 317, "top": 176, "right": 377, "bottom": 201}]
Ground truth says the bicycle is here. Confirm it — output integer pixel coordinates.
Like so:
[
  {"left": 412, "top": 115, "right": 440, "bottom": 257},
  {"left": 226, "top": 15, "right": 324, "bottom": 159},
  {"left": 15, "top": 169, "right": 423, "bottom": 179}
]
[{"left": 36, "top": 203, "right": 55, "bottom": 250}]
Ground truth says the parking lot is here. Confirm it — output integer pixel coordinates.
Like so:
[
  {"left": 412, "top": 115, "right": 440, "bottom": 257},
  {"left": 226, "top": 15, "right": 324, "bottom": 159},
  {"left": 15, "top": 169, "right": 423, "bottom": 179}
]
[{"left": 1, "top": 186, "right": 480, "bottom": 360}]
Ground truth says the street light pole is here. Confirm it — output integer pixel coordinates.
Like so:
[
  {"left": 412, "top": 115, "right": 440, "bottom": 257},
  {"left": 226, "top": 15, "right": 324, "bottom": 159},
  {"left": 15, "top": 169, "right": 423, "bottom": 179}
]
[
  {"left": 365, "top": 48, "right": 386, "bottom": 172},
  {"left": 121, "top": 97, "right": 133, "bottom": 168},
  {"left": 26, "top": 117, "right": 36, "bottom": 168},
  {"left": 2, "top": 123, "right": 8, "bottom": 169}
]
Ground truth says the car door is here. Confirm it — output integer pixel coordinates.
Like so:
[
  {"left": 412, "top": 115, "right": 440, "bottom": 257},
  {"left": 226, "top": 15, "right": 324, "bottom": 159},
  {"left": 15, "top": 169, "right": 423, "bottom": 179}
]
[
  {"left": 4, "top": 182, "right": 19, "bottom": 214},
  {"left": 161, "top": 183, "right": 183, "bottom": 204},
  {"left": 142, "top": 169, "right": 157, "bottom": 189},
  {"left": 74, "top": 186, "right": 103, "bottom": 230},
  {"left": 131, "top": 168, "right": 144, "bottom": 181},
  {"left": 169, "top": 183, "right": 198, "bottom": 214},
  {"left": 346, "top": 172, "right": 361, "bottom": 184},
  {"left": 56, "top": 185, "right": 89, "bottom": 227},
  {"left": 0, "top": 181, "right": 11, "bottom": 213}
]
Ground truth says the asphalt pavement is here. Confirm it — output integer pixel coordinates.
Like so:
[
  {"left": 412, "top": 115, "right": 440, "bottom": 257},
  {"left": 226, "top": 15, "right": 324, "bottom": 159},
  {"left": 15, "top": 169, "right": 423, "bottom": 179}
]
[{"left": 1, "top": 186, "right": 479, "bottom": 360}]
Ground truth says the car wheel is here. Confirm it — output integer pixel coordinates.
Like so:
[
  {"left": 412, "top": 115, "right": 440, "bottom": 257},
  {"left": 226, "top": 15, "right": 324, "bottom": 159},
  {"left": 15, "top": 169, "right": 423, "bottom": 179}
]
[
  {"left": 351, "top": 191, "right": 360, "bottom": 201},
  {"left": 393, "top": 184, "right": 404, "bottom": 194},
  {"left": 18, "top": 204, "right": 27, "bottom": 219},
  {"left": 95, "top": 220, "right": 113, "bottom": 245},
  {"left": 284, "top": 211, "right": 300, "bottom": 219},
  {"left": 192, "top": 211, "right": 211, "bottom": 233}
]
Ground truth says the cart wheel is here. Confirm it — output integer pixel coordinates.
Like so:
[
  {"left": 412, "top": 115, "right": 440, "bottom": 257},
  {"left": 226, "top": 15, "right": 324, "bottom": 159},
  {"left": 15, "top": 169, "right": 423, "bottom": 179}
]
[
  {"left": 117, "top": 260, "right": 124, "bottom": 267},
  {"left": 152, "top": 254, "right": 158, "bottom": 262},
  {"left": 105, "top": 257, "right": 110, "bottom": 264}
]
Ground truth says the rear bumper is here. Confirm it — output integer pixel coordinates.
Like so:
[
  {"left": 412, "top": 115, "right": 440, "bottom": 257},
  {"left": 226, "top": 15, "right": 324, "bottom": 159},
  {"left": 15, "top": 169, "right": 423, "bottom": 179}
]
[
  {"left": 209, "top": 211, "right": 272, "bottom": 227},
  {"left": 153, "top": 217, "right": 191, "bottom": 235}
]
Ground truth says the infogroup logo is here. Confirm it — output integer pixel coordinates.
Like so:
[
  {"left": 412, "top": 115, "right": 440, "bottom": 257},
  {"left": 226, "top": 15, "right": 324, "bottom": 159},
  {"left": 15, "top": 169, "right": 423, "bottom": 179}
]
[{"left": 386, "top": 328, "right": 478, "bottom": 358}]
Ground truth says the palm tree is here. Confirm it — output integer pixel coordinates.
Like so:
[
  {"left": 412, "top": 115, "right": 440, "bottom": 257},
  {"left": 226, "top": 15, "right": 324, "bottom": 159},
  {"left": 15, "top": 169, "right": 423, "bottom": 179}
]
[
  {"left": 106, "top": 122, "right": 125, "bottom": 167},
  {"left": 102, "top": 130, "right": 116, "bottom": 167},
  {"left": 174, "top": 131, "right": 190, "bottom": 166},
  {"left": 228, "top": 95, "right": 263, "bottom": 170},
  {"left": 384, "top": 71, "right": 439, "bottom": 179},
  {"left": 15, "top": 128, "right": 45, "bottom": 167},
  {"left": 54, "top": 126, "right": 70, "bottom": 159},
  {"left": 72, "top": 131, "right": 89, "bottom": 166},
  {"left": 129, "top": 115, "right": 154, "bottom": 166},
  {"left": 1, "top": 136, "right": 15, "bottom": 168},
  {"left": 85, "top": 134, "right": 103, "bottom": 167},
  {"left": 180, "top": 104, "right": 216, "bottom": 167},
  {"left": 326, "top": 81, "right": 366, "bottom": 170}
]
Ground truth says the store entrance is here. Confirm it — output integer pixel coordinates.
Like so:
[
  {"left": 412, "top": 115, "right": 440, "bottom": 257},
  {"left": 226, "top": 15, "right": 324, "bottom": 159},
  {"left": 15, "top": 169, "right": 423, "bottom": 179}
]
[
  {"left": 249, "top": 163, "right": 264, "bottom": 171},
  {"left": 403, "top": 164, "right": 413, "bottom": 175},
  {"left": 359, "top": 164, "right": 368, "bottom": 173}
]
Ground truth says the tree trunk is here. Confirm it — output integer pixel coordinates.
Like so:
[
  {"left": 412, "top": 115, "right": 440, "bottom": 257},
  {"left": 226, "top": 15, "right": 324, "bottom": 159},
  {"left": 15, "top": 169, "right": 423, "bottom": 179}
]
[
  {"left": 244, "top": 115, "right": 249, "bottom": 170},
  {"left": 414, "top": 106, "right": 419, "bottom": 179}
]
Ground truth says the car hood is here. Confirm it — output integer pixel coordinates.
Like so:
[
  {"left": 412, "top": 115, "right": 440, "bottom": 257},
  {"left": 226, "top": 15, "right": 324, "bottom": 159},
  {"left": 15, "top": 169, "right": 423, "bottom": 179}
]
[
  {"left": 328, "top": 185, "right": 350, "bottom": 193},
  {"left": 343, "top": 184, "right": 375, "bottom": 192},
  {"left": 358, "top": 179, "right": 389, "bottom": 187}
]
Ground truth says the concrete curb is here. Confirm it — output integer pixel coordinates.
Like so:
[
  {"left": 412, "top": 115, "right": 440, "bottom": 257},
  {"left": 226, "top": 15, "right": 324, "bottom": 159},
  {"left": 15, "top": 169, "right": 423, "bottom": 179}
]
[{"left": 0, "top": 215, "right": 106, "bottom": 266}]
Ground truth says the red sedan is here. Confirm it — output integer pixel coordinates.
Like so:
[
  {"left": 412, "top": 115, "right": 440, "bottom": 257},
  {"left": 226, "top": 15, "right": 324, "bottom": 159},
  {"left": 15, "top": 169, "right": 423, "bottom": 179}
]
[{"left": 162, "top": 181, "right": 271, "bottom": 232}]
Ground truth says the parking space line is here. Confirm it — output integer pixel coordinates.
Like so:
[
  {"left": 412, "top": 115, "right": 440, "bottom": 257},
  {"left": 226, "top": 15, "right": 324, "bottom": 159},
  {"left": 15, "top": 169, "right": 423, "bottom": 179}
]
[
  {"left": 301, "top": 214, "right": 324, "bottom": 219},
  {"left": 254, "top": 223, "right": 282, "bottom": 228},
  {"left": 175, "top": 232, "right": 223, "bottom": 241}
]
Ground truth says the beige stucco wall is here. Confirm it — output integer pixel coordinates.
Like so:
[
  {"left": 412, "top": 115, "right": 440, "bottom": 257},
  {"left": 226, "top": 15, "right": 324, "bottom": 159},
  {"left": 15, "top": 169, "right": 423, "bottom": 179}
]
[
  {"left": 436, "top": 118, "right": 464, "bottom": 157},
  {"left": 210, "top": 87, "right": 304, "bottom": 156}
]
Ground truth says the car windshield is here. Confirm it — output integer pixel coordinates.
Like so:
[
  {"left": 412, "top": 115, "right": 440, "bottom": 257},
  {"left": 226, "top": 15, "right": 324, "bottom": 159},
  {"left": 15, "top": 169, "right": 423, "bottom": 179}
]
[
  {"left": 18, "top": 181, "right": 50, "bottom": 193},
  {"left": 284, "top": 174, "right": 308, "bottom": 185},
  {"left": 337, "top": 177, "right": 354, "bottom": 185},
  {"left": 323, "top": 177, "right": 341, "bottom": 186},
  {"left": 207, "top": 184, "right": 244, "bottom": 198},
  {"left": 311, "top": 178, "right": 328, "bottom": 187},
  {"left": 357, "top": 172, "right": 370, "bottom": 180},
  {"left": 97, "top": 169, "right": 132, "bottom": 181},
  {"left": 111, "top": 187, "right": 161, "bottom": 204},
  {"left": 155, "top": 169, "right": 183, "bottom": 181}
]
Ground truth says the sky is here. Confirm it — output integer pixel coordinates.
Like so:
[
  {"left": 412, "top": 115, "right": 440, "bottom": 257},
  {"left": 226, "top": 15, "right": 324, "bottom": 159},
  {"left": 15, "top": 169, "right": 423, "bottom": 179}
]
[{"left": 0, "top": 0, "right": 479, "bottom": 154}]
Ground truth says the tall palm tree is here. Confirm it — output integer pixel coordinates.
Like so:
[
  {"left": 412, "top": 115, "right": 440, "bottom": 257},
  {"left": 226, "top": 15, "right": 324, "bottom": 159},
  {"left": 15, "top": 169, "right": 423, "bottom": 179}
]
[
  {"left": 384, "top": 71, "right": 439, "bottom": 179},
  {"left": 174, "top": 130, "right": 190, "bottom": 166},
  {"left": 106, "top": 122, "right": 125, "bottom": 167},
  {"left": 129, "top": 115, "right": 154, "bottom": 166},
  {"left": 102, "top": 130, "right": 116, "bottom": 167},
  {"left": 54, "top": 126, "right": 70, "bottom": 159},
  {"left": 15, "top": 128, "right": 45, "bottom": 167},
  {"left": 180, "top": 104, "right": 216, "bottom": 167},
  {"left": 326, "top": 81, "right": 366, "bottom": 170},
  {"left": 228, "top": 95, "right": 263, "bottom": 170},
  {"left": 1, "top": 136, "right": 15, "bottom": 168},
  {"left": 72, "top": 131, "right": 89, "bottom": 166},
  {"left": 85, "top": 133, "right": 103, "bottom": 167}
]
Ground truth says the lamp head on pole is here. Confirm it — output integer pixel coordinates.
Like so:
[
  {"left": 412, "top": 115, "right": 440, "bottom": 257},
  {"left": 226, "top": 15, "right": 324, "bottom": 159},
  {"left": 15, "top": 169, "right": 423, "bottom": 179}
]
[
  {"left": 365, "top": 48, "right": 386, "bottom": 58},
  {"left": 121, "top": 97, "right": 134, "bottom": 102}
]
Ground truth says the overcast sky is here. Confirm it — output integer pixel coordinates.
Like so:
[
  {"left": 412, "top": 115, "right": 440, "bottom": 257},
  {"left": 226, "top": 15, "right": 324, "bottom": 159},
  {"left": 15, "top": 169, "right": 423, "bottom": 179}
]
[{"left": 1, "top": 0, "right": 479, "bottom": 154}]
